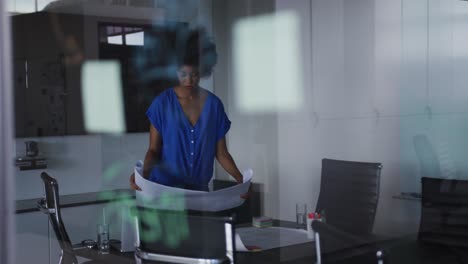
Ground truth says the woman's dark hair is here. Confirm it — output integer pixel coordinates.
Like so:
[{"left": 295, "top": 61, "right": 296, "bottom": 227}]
[
  {"left": 175, "top": 27, "right": 218, "bottom": 77},
  {"left": 134, "top": 25, "right": 217, "bottom": 82}
]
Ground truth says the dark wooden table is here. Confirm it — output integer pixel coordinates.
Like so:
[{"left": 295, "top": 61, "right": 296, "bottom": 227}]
[
  {"left": 75, "top": 220, "right": 317, "bottom": 264},
  {"left": 75, "top": 247, "right": 134, "bottom": 264},
  {"left": 80, "top": 223, "right": 463, "bottom": 264}
]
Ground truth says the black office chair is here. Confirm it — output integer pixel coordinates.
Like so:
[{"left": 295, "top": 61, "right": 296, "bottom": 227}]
[
  {"left": 38, "top": 172, "right": 101, "bottom": 264},
  {"left": 134, "top": 206, "right": 236, "bottom": 264},
  {"left": 380, "top": 177, "right": 468, "bottom": 264},
  {"left": 312, "top": 158, "right": 383, "bottom": 263},
  {"left": 417, "top": 177, "right": 468, "bottom": 263},
  {"left": 419, "top": 177, "right": 468, "bottom": 247}
]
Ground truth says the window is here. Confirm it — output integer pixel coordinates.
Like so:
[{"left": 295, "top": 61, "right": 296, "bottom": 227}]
[{"left": 99, "top": 24, "right": 144, "bottom": 46}]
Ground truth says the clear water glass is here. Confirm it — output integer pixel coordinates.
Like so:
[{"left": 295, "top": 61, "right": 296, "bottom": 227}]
[
  {"left": 97, "top": 223, "right": 110, "bottom": 254},
  {"left": 296, "top": 203, "right": 307, "bottom": 229}
]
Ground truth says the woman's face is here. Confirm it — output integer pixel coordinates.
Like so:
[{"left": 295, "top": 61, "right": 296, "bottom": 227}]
[{"left": 177, "top": 65, "right": 200, "bottom": 89}]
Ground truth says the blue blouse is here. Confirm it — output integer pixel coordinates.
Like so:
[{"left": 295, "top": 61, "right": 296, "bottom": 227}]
[{"left": 145, "top": 88, "right": 231, "bottom": 191}]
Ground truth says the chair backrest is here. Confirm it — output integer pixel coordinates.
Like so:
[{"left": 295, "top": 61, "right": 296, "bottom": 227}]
[
  {"left": 315, "top": 158, "right": 382, "bottom": 236},
  {"left": 419, "top": 177, "right": 468, "bottom": 248},
  {"left": 39, "top": 172, "right": 78, "bottom": 264},
  {"left": 213, "top": 179, "right": 262, "bottom": 224},
  {"left": 135, "top": 207, "right": 236, "bottom": 264}
]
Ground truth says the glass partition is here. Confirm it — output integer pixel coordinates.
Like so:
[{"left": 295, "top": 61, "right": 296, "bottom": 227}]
[{"left": 3, "top": 0, "right": 468, "bottom": 263}]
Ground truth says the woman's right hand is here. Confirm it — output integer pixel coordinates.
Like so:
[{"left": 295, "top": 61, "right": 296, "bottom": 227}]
[{"left": 129, "top": 173, "right": 142, "bottom": 191}]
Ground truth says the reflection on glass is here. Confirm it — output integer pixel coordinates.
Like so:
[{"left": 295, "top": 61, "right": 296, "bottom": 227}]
[
  {"left": 81, "top": 60, "right": 125, "bottom": 134},
  {"left": 233, "top": 11, "right": 303, "bottom": 113}
]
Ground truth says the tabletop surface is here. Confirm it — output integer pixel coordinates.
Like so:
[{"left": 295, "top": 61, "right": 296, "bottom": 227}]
[{"left": 75, "top": 220, "right": 317, "bottom": 264}]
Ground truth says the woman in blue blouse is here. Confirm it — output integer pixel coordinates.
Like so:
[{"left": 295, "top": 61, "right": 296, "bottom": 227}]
[{"left": 130, "top": 27, "right": 245, "bottom": 194}]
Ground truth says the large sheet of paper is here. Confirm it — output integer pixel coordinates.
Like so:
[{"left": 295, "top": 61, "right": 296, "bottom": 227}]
[
  {"left": 134, "top": 161, "right": 252, "bottom": 212},
  {"left": 235, "top": 227, "right": 314, "bottom": 252}
]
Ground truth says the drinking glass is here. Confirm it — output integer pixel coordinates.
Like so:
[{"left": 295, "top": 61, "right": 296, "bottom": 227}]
[
  {"left": 296, "top": 203, "right": 307, "bottom": 229},
  {"left": 97, "top": 223, "right": 110, "bottom": 254}
]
